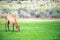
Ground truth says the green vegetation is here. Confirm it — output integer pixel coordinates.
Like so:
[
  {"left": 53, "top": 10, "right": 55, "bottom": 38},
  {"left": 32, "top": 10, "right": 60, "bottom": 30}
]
[
  {"left": 0, "top": 1, "right": 60, "bottom": 18},
  {"left": 0, "top": 19, "right": 60, "bottom": 40}
]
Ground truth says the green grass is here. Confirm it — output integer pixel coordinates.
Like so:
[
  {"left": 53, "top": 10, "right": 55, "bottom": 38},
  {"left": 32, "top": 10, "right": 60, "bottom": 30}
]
[{"left": 0, "top": 19, "right": 60, "bottom": 40}]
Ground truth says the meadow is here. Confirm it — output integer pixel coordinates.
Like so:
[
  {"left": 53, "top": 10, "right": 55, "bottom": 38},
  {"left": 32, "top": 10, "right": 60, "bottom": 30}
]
[{"left": 0, "top": 19, "right": 60, "bottom": 40}]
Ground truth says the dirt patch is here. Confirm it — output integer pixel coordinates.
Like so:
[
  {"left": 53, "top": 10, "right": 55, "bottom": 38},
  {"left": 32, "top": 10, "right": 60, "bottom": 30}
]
[
  {"left": 0, "top": 18, "right": 60, "bottom": 22},
  {"left": 17, "top": 18, "right": 60, "bottom": 22}
]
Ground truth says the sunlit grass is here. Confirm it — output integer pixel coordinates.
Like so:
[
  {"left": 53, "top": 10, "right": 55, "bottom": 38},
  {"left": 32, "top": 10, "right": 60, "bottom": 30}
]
[{"left": 0, "top": 19, "right": 60, "bottom": 40}]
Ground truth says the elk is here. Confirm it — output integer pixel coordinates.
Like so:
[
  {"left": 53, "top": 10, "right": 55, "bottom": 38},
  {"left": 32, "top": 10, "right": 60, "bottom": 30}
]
[{"left": 5, "top": 14, "right": 20, "bottom": 32}]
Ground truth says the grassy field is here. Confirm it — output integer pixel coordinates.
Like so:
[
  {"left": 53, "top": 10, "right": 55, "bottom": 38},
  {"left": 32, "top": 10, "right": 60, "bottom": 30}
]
[{"left": 0, "top": 19, "right": 60, "bottom": 40}]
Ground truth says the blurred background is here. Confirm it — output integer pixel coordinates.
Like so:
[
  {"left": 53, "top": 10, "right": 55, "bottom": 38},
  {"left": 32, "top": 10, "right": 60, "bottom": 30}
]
[
  {"left": 0, "top": 0, "right": 60, "bottom": 19},
  {"left": 0, "top": 0, "right": 60, "bottom": 40}
]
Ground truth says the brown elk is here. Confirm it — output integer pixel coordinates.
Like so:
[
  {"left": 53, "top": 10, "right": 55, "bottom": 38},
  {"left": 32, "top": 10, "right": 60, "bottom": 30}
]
[{"left": 5, "top": 14, "right": 20, "bottom": 32}]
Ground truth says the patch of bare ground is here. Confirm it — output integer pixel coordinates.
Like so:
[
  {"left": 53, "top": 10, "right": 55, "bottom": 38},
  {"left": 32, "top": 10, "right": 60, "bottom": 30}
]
[
  {"left": 17, "top": 18, "right": 60, "bottom": 22},
  {"left": 0, "top": 18, "right": 60, "bottom": 22}
]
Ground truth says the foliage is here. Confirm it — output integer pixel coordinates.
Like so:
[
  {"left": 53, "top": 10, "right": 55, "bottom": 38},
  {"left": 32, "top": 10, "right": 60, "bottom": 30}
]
[{"left": 0, "top": 1, "right": 60, "bottom": 18}]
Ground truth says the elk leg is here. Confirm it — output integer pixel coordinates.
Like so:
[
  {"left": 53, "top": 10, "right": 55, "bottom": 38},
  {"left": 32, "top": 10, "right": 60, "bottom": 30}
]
[
  {"left": 12, "top": 23, "right": 14, "bottom": 32},
  {"left": 8, "top": 21, "right": 10, "bottom": 31},
  {"left": 5, "top": 23, "right": 7, "bottom": 31}
]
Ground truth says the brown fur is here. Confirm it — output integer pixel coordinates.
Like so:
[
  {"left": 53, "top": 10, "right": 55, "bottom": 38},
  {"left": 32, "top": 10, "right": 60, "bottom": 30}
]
[{"left": 5, "top": 14, "right": 20, "bottom": 32}]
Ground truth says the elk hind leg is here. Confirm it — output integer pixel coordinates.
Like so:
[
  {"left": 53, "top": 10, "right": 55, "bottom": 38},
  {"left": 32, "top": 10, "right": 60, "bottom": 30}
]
[
  {"left": 12, "top": 23, "right": 14, "bottom": 32},
  {"left": 5, "top": 23, "right": 7, "bottom": 31},
  {"left": 7, "top": 21, "right": 10, "bottom": 31}
]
